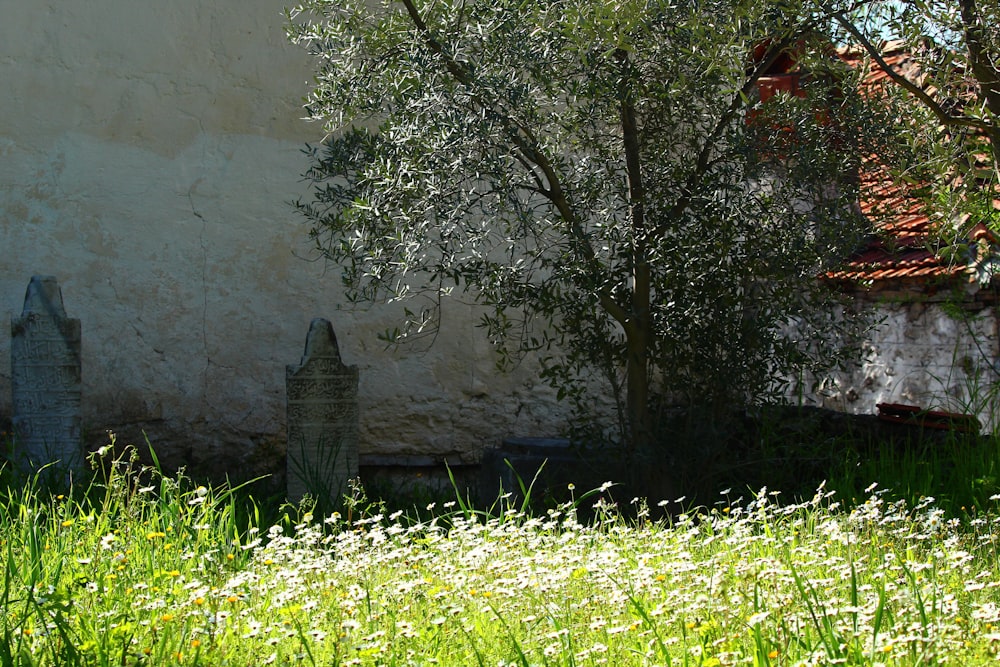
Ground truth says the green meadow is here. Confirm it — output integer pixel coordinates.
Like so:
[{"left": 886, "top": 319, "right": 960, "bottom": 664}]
[{"left": 4, "top": 439, "right": 1000, "bottom": 666}]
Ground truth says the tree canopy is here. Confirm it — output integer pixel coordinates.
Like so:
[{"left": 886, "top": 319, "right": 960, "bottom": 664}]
[
  {"left": 830, "top": 0, "right": 998, "bottom": 238},
  {"left": 286, "top": 0, "right": 884, "bottom": 456}
]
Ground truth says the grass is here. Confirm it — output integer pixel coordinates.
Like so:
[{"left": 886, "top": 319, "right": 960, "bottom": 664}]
[
  {"left": 4, "top": 440, "right": 1000, "bottom": 665},
  {"left": 666, "top": 407, "right": 1000, "bottom": 520},
  {"left": 828, "top": 431, "right": 1000, "bottom": 517}
]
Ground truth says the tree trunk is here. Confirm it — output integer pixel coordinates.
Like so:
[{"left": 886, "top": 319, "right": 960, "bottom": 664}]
[
  {"left": 625, "top": 263, "right": 653, "bottom": 461},
  {"left": 618, "top": 48, "right": 654, "bottom": 461},
  {"left": 958, "top": 0, "right": 1000, "bottom": 183}
]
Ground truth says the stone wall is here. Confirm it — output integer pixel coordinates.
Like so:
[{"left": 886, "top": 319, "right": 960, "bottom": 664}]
[
  {"left": 0, "top": 1, "right": 567, "bottom": 480},
  {"left": 9, "top": 2, "right": 990, "bottom": 483},
  {"left": 798, "top": 295, "right": 1000, "bottom": 432}
]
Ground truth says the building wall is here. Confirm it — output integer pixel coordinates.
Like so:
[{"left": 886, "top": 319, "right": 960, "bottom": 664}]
[
  {"left": 801, "top": 297, "right": 1000, "bottom": 432},
  {"left": 0, "top": 1, "right": 566, "bottom": 479}
]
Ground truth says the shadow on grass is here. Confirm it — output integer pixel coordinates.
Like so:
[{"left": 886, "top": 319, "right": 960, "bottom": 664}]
[
  {"left": 658, "top": 404, "right": 1000, "bottom": 517},
  {"left": 5, "top": 406, "right": 999, "bottom": 525}
]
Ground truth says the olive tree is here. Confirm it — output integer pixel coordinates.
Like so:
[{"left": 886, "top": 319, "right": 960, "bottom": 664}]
[{"left": 286, "top": 0, "right": 877, "bottom": 458}]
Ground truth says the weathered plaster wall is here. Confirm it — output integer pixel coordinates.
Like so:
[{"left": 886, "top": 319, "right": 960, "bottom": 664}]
[
  {"left": 800, "top": 299, "right": 1000, "bottom": 432},
  {"left": 0, "top": 1, "right": 566, "bottom": 479}
]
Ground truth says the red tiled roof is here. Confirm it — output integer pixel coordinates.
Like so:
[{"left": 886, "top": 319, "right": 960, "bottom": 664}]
[
  {"left": 824, "top": 159, "right": 962, "bottom": 284},
  {"left": 823, "top": 45, "right": 996, "bottom": 288}
]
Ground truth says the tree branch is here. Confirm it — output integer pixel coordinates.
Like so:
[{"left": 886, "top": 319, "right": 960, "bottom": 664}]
[
  {"left": 617, "top": 49, "right": 646, "bottom": 240},
  {"left": 397, "top": 0, "right": 631, "bottom": 327},
  {"left": 652, "top": 31, "right": 812, "bottom": 237},
  {"left": 958, "top": 0, "right": 1000, "bottom": 176},
  {"left": 830, "top": 8, "right": 990, "bottom": 133},
  {"left": 958, "top": 0, "right": 1000, "bottom": 121}
]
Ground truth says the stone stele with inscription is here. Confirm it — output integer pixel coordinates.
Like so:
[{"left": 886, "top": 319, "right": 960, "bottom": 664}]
[
  {"left": 10, "top": 276, "right": 83, "bottom": 470},
  {"left": 286, "top": 318, "right": 359, "bottom": 503}
]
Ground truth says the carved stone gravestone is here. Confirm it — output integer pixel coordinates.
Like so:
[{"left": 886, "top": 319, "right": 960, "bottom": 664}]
[
  {"left": 10, "top": 276, "right": 83, "bottom": 470},
  {"left": 286, "top": 318, "right": 359, "bottom": 504}
]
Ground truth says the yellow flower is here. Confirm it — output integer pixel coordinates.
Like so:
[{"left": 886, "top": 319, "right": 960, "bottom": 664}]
[
  {"left": 190, "top": 639, "right": 201, "bottom": 648},
  {"left": 768, "top": 650, "right": 779, "bottom": 659},
  {"left": 61, "top": 519, "right": 74, "bottom": 527}
]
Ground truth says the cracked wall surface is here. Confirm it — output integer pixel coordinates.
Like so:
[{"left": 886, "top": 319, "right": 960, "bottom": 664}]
[{"left": 0, "top": 0, "right": 568, "bottom": 480}]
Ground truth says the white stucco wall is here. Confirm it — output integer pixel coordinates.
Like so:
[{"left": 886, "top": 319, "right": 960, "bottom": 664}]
[
  {"left": 0, "top": 1, "right": 566, "bottom": 478},
  {"left": 800, "top": 297, "right": 1000, "bottom": 432}
]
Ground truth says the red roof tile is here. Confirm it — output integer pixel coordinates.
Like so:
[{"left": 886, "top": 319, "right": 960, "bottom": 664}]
[{"left": 824, "top": 45, "right": 996, "bottom": 288}]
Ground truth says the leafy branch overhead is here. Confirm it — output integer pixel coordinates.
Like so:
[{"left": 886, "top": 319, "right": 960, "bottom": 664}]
[
  {"left": 287, "top": 0, "right": 882, "bottom": 454},
  {"left": 829, "top": 0, "right": 998, "bottom": 219}
]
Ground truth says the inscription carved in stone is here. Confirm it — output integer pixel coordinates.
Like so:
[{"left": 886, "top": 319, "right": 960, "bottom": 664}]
[
  {"left": 286, "top": 318, "right": 359, "bottom": 503},
  {"left": 11, "top": 276, "right": 82, "bottom": 470}
]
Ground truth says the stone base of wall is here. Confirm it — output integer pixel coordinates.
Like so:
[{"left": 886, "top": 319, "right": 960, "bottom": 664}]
[
  {"left": 81, "top": 420, "right": 288, "bottom": 494},
  {"left": 5, "top": 403, "right": 982, "bottom": 514}
]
